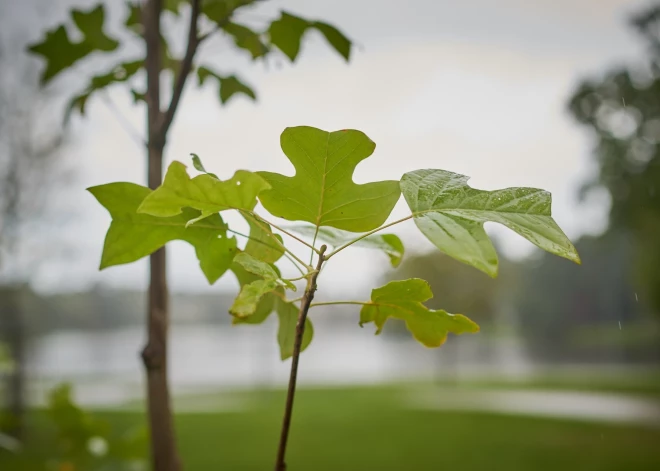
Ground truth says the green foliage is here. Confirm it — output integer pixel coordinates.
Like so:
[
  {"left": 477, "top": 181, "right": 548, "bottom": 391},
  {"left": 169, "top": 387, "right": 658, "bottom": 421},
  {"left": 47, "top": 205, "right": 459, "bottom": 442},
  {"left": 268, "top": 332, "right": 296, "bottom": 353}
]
[
  {"left": 360, "top": 279, "right": 479, "bottom": 347},
  {"left": 91, "top": 125, "right": 578, "bottom": 356},
  {"left": 138, "top": 161, "right": 268, "bottom": 219},
  {"left": 269, "top": 12, "right": 351, "bottom": 62},
  {"left": 400, "top": 169, "right": 580, "bottom": 277},
  {"left": 197, "top": 67, "right": 257, "bottom": 104},
  {"left": 28, "top": 5, "right": 119, "bottom": 84},
  {"left": 288, "top": 224, "right": 404, "bottom": 267},
  {"left": 45, "top": 384, "right": 146, "bottom": 470},
  {"left": 258, "top": 126, "right": 401, "bottom": 232},
  {"left": 88, "top": 182, "right": 236, "bottom": 284},
  {"left": 28, "top": 1, "right": 352, "bottom": 121}
]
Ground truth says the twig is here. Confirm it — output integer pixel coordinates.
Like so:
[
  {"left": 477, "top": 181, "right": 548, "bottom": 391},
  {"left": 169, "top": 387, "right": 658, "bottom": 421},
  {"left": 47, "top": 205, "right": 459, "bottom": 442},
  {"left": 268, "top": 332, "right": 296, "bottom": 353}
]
[
  {"left": 99, "top": 91, "right": 147, "bottom": 148},
  {"left": 310, "top": 301, "right": 368, "bottom": 308},
  {"left": 159, "top": 0, "right": 202, "bottom": 138},
  {"left": 274, "top": 245, "right": 327, "bottom": 471},
  {"left": 324, "top": 215, "right": 413, "bottom": 260}
]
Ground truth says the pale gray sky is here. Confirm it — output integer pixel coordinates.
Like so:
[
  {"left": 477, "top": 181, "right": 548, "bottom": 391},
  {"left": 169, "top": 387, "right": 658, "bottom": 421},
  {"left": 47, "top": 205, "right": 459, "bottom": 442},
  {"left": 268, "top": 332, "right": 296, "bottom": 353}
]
[{"left": 21, "top": 0, "right": 646, "bottom": 296}]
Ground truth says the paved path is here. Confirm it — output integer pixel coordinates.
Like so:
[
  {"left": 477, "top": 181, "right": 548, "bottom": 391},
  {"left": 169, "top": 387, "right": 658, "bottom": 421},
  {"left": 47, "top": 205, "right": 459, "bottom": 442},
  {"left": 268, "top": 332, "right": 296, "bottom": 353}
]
[{"left": 406, "top": 388, "right": 660, "bottom": 427}]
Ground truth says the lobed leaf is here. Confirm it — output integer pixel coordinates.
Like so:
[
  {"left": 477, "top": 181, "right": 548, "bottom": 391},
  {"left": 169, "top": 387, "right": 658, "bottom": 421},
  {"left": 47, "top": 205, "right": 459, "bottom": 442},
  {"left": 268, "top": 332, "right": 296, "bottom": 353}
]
[
  {"left": 88, "top": 182, "right": 236, "bottom": 284},
  {"left": 359, "top": 279, "right": 479, "bottom": 347},
  {"left": 222, "top": 22, "right": 269, "bottom": 59},
  {"left": 197, "top": 67, "right": 257, "bottom": 104},
  {"left": 400, "top": 170, "right": 581, "bottom": 277},
  {"left": 137, "top": 161, "right": 268, "bottom": 220},
  {"left": 230, "top": 279, "right": 279, "bottom": 317},
  {"left": 243, "top": 214, "right": 285, "bottom": 264},
  {"left": 28, "top": 5, "right": 119, "bottom": 84},
  {"left": 268, "top": 11, "right": 351, "bottom": 62},
  {"left": 258, "top": 126, "right": 400, "bottom": 232},
  {"left": 287, "top": 224, "right": 404, "bottom": 267}
]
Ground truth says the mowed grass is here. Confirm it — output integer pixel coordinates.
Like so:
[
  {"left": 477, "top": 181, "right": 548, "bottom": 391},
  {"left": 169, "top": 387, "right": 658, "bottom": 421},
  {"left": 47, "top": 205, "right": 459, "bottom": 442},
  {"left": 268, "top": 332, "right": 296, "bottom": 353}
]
[{"left": 3, "top": 385, "right": 660, "bottom": 470}]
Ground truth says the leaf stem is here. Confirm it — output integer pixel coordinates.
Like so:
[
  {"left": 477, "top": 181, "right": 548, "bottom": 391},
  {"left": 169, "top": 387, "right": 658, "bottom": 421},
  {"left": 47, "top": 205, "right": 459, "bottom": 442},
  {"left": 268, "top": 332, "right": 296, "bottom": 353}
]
[
  {"left": 309, "top": 301, "right": 369, "bottom": 308},
  {"left": 275, "top": 245, "right": 327, "bottom": 471},
  {"left": 226, "top": 228, "right": 307, "bottom": 276},
  {"left": 243, "top": 210, "right": 321, "bottom": 254},
  {"left": 239, "top": 211, "right": 312, "bottom": 269},
  {"left": 324, "top": 215, "right": 413, "bottom": 260}
]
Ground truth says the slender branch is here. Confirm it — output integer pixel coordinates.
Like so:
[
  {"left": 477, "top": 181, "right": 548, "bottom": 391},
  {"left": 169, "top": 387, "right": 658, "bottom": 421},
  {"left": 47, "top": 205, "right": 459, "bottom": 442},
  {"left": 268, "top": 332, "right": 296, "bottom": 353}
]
[
  {"left": 100, "top": 91, "right": 146, "bottom": 148},
  {"left": 284, "top": 272, "right": 315, "bottom": 283},
  {"left": 310, "top": 301, "right": 368, "bottom": 308},
  {"left": 275, "top": 245, "right": 327, "bottom": 471},
  {"left": 159, "top": 0, "right": 202, "bottom": 138},
  {"left": 325, "top": 215, "right": 413, "bottom": 260},
  {"left": 283, "top": 253, "right": 307, "bottom": 277}
]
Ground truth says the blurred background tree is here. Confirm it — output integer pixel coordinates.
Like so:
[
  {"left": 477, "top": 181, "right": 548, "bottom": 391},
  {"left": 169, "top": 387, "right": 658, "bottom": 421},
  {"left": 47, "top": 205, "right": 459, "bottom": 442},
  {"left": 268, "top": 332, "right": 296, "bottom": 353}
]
[
  {"left": 0, "top": 0, "right": 69, "bottom": 439},
  {"left": 568, "top": 4, "right": 660, "bottom": 318}
]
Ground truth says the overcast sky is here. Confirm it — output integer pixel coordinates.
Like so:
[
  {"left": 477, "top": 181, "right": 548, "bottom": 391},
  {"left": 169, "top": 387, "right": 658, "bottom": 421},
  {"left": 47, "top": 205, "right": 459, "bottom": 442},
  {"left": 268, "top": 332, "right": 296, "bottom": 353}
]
[{"left": 10, "top": 0, "right": 647, "bottom": 296}]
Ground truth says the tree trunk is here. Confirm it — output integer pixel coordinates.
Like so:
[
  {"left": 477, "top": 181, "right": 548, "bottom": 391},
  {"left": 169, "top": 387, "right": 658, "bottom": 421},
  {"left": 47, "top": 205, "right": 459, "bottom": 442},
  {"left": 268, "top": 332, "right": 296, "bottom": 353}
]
[
  {"left": 140, "top": 1, "right": 181, "bottom": 469},
  {"left": 140, "top": 144, "right": 181, "bottom": 471}
]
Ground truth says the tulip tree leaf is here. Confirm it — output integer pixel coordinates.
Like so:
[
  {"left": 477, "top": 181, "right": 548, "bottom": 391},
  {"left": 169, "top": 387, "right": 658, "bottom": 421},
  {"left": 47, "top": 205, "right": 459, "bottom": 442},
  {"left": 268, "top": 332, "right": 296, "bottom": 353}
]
[
  {"left": 28, "top": 5, "right": 119, "bottom": 84},
  {"left": 137, "top": 161, "right": 269, "bottom": 221},
  {"left": 268, "top": 12, "right": 351, "bottom": 62},
  {"left": 197, "top": 67, "right": 257, "bottom": 104},
  {"left": 276, "top": 298, "right": 313, "bottom": 360},
  {"left": 400, "top": 170, "right": 581, "bottom": 277},
  {"left": 222, "top": 22, "right": 269, "bottom": 59},
  {"left": 88, "top": 182, "right": 237, "bottom": 284},
  {"left": 243, "top": 214, "right": 285, "bottom": 264},
  {"left": 65, "top": 59, "right": 143, "bottom": 121},
  {"left": 258, "top": 126, "right": 400, "bottom": 232},
  {"left": 230, "top": 261, "right": 280, "bottom": 325},
  {"left": 359, "top": 279, "right": 479, "bottom": 347},
  {"left": 287, "top": 224, "right": 404, "bottom": 267},
  {"left": 233, "top": 252, "right": 297, "bottom": 291},
  {"left": 230, "top": 279, "right": 279, "bottom": 318}
]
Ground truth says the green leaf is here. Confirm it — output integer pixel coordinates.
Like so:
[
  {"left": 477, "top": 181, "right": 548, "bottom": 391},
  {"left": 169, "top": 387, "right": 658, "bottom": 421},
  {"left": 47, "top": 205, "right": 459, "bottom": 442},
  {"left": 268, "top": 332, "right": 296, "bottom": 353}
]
[
  {"left": 360, "top": 279, "right": 479, "bottom": 347},
  {"left": 28, "top": 5, "right": 119, "bottom": 84},
  {"left": 258, "top": 126, "right": 400, "bottom": 232},
  {"left": 234, "top": 252, "right": 280, "bottom": 279},
  {"left": 243, "top": 214, "right": 285, "bottom": 264},
  {"left": 268, "top": 12, "right": 309, "bottom": 61},
  {"left": 268, "top": 11, "right": 351, "bottom": 62},
  {"left": 71, "top": 5, "right": 119, "bottom": 51},
  {"left": 65, "top": 60, "right": 143, "bottom": 121},
  {"left": 197, "top": 66, "right": 257, "bottom": 104},
  {"left": 276, "top": 298, "right": 313, "bottom": 360},
  {"left": 233, "top": 252, "right": 296, "bottom": 291},
  {"left": 230, "top": 278, "right": 279, "bottom": 317},
  {"left": 230, "top": 260, "right": 280, "bottom": 325},
  {"left": 137, "top": 161, "right": 269, "bottom": 220},
  {"left": 202, "top": 0, "right": 255, "bottom": 25},
  {"left": 191, "top": 153, "right": 219, "bottom": 179},
  {"left": 287, "top": 224, "right": 404, "bottom": 267},
  {"left": 312, "top": 21, "right": 351, "bottom": 61},
  {"left": 223, "top": 22, "right": 269, "bottom": 59},
  {"left": 400, "top": 169, "right": 581, "bottom": 277},
  {"left": 88, "top": 182, "right": 237, "bottom": 284}
]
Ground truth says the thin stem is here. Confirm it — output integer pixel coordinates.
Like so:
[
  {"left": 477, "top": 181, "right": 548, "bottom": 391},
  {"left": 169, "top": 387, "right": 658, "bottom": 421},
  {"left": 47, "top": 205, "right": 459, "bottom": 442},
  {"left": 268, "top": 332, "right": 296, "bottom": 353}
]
[
  {"left": 159, "top": 0, "right": 202, "bottom": 138},
  {"left": 274, "top": 245, "right": 327, "bottom": 471},
  {"left": 325, "top": 215, "right": 413, "bottom": 260},
  {"left": 284, "top": 272, "right": 313, "bottom": 283},
  {"left": 100, "top": 91, "right": 146, "bottom": 148},
  {"left": 310, "top": 301, "right": 369, "bottom": 308},
  {"left": 242, "top": 210, "right": 321, "bottom": 254},
  {"left": 283, "top": 253, "right": 307, "bottom": 277},
  {"left": 309, "top": 226, "right": 319, "bottom": 265}
]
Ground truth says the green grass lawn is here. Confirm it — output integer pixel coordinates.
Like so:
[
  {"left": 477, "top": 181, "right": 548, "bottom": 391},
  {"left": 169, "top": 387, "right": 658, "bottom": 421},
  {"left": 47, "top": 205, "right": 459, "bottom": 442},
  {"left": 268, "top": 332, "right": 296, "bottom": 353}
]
[{"left": 3, "top": 385, "right": 660, "bottom": 470}]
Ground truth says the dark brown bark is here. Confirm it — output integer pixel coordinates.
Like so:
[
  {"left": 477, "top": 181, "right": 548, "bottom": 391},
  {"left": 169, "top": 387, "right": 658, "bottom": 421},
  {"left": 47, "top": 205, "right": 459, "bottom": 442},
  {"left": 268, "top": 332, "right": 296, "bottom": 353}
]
[
  {"left": 141, "top": 1, "right": 180, "bottom": 470},
  {"left": 275, "top": 245, "right": 327, "bottom": 471},
  {"left": 140, "top": 1, "right": 203, "bottom": 469}
]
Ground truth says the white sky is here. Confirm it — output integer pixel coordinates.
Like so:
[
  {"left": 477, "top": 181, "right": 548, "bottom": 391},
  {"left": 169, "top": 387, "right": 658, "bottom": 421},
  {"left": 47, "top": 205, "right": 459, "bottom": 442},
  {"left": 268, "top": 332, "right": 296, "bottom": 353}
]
[{"left": 23, "top": 0, "right": 646, "bottom": 296}]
